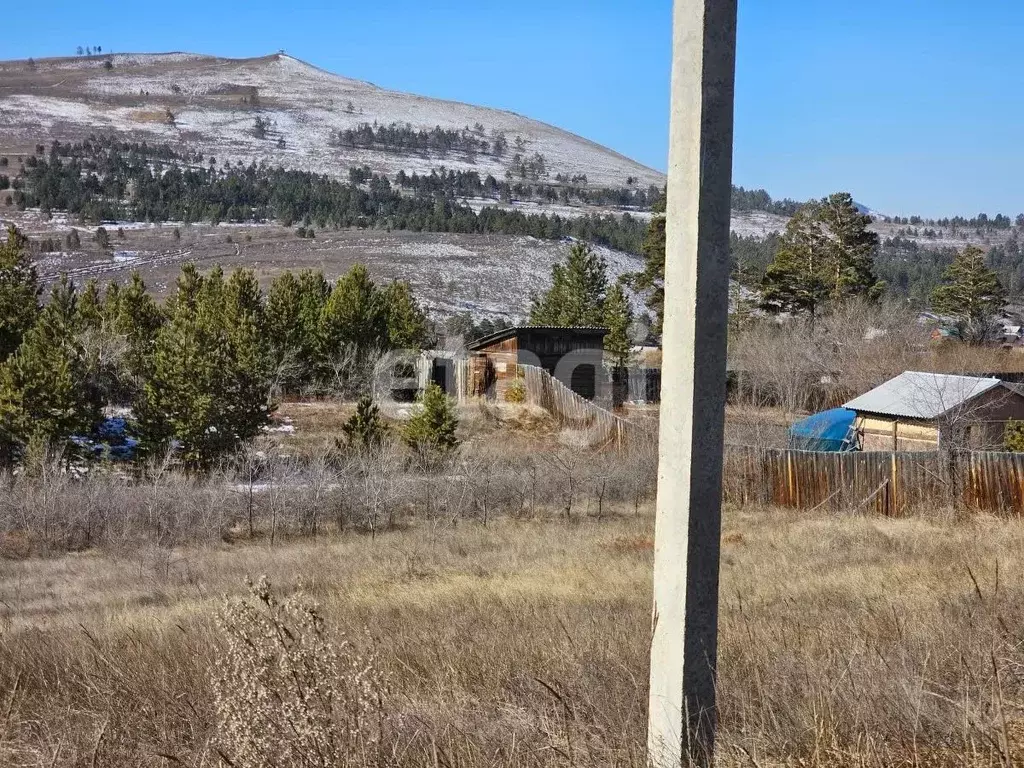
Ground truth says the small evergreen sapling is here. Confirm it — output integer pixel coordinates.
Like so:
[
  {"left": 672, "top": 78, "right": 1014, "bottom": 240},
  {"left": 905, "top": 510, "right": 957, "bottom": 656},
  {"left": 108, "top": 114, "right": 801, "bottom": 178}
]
[
  {"left": 340, "top": 396, "right": 388, "bottom": 450},
  {"left": 505, "top": 378, "right": 526, "bottom": 403},
  {"left": 403, "top": 384, "right": 459, "bottom": 458}
]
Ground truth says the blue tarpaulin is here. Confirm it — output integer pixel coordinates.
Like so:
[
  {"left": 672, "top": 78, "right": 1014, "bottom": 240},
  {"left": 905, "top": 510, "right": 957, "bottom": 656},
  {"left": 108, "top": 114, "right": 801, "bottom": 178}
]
[
  {"left": 788, "top": 408, "right": 857, "bottom": 452},
  {"left": 71, "top": 417, "right": 140, "bottom": 461}
]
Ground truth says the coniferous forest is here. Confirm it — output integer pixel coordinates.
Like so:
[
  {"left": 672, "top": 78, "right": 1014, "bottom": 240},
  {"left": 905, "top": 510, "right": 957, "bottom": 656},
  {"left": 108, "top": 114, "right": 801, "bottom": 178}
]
[
  {"left": 9, "top": 136, "right": 650, "bottom": 254},
  {"left": 0, "top": 221, "right": 431, "bottom": 471}
]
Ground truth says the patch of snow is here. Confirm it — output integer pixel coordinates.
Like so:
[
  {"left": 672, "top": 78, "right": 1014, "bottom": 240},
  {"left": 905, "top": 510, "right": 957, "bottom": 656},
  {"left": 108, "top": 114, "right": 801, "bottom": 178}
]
[
  {"left": 730, "top": 210, "right": 788, "bottom": 238},
  {"left": 264, "top": 423, "right": 296, "bottom": 434}
]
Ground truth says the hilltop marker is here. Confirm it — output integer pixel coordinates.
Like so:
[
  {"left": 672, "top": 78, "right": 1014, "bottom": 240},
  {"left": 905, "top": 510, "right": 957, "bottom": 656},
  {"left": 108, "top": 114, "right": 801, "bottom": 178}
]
[{"left": 647, "top": 1, "right": 737, "bottom": 766}]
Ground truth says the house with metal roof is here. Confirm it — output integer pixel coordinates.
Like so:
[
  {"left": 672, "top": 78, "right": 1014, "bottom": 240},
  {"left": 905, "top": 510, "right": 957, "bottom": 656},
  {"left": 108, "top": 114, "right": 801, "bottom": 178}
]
[{"left": 843, "top": 371, "right": 1024, "bottom": 451}]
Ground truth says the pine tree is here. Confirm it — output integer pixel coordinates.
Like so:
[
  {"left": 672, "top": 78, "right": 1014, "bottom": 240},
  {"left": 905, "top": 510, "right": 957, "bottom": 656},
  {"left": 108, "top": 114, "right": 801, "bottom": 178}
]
[
  {"left": 381, "top": 280, "right": 430, "bottom": 349},
  {"left": 341, "top": 395, "right": 388, "bottom": 450},
  {"left": 529, "top": 242, "right": 608, "bottom": 326},
  {"left": 0, "top": 276, "right": 101, "bottom": 463},
  {"left": 266, "top": 271, "right": 305, "bottom": 392},
  {"left": 110, "top": 272, "right": 164, "bottom": 386},
  {"left": 137, "top": 265, "right": 270, "bottom": 470},
  {"left": 0, "top": 225, "right": 42, "bottom": 361},
  {"left": 930, "top": 245, "right": 1006, "bottom": 343},
  {"left": 403, "top": 383, "right": 459, "bottom": 459},
  {"left": 198, "top": 265, "right": 225, "bottom": 326},
  {"left": 77, "top": 278, "right": 104, "bottom": 330},
  {"left": 320, "top": 264, "right": 386, "bottom": 361},
  {"left": 631, "top": 191, "right": 666, "bottom": 333},
  {"left": 222, "top": 268, "right": 273, "bottom": 437},
  {"left": 296, "top": 270, "right": 331, "bottom": 385},
  {"left": 78, "top": 278, "right": 131, "bottom": 407},
  {"left": 603, "top": 282, "right": 634, "bottom": 368},
  {"left": 760, "top": 192, "right": 884, "bottom": 318},
  {"left": 101, "top": 280, "right": 121, "bottom": 324},
  {"left": 137, "top": 265, "right": 213, "bottom": 464}
]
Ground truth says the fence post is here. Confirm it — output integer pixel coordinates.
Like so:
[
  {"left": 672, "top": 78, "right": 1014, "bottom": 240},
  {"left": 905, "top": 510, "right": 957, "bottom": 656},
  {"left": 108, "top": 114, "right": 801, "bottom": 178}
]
[
  {"left": 760, "top": 448, "right": 771, "bottom": 506},
  {"left": 890, "top": 452, "right": 898, "bottom": 517},
  {"left": 786, "top": 451, "right": 794, "bottom": 507}
]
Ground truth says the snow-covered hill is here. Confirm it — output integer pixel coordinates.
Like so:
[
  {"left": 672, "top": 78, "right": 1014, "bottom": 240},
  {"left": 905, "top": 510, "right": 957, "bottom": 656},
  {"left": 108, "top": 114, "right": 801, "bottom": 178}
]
[{"left": 0, "top": 52, "right": 664, "bottom": 189}]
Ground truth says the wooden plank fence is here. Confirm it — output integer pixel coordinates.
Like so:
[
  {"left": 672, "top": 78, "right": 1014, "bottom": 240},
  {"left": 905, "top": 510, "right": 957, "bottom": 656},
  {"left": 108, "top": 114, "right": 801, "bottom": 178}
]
[
  {"left": 724, "top": 446, "right": 1024, "bottom": 517},
  {"left": 520, "top": 364, "right": 642, "bottom": 446},
  {"left": 964, "top": 451, "right": 1024, "bottom": 513}
]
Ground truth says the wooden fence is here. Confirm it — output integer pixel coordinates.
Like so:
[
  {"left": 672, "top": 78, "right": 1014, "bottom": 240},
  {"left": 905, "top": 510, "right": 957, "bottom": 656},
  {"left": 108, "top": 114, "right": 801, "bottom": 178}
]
[
  {"left": 724, "top": 446, "right": 1024, "bottom": 516},
  {"left": 520, "top": 364, "right": 641, "bottom": 446}
]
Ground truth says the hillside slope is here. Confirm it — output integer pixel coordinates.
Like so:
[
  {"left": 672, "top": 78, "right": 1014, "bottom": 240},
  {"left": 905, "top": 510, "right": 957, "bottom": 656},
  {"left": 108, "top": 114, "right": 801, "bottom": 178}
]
[
  {"left": 730, "top": 208, "right": 1024, "bottom": 252},
  {"left": 0, "top": 52, "right": 664, "bottom": 189}
]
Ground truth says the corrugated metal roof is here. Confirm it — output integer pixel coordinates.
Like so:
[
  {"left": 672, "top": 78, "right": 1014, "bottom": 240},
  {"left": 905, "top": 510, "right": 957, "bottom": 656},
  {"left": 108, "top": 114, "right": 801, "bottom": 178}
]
[
  {"left": 843, "top": 371, "right": 1007, "bottom": 419},
  {"left": 1004, "top": 381, "right": 1024, "bottom": 398},
  {"left": 467, "top": 325, "right": 608, "bottom": 351}
]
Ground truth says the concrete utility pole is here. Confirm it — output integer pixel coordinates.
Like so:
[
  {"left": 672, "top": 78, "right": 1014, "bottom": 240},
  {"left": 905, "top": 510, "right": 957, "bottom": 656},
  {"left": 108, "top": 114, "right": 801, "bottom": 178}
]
[{"left": 647, "top": 1, "right": 737, "bottom": 766}]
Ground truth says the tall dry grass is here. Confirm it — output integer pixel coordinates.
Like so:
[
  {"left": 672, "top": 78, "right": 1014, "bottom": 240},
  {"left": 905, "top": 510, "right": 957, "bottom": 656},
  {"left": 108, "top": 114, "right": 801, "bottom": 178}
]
[{"left": 2, "top": 504, "right": 1024, "bottom": 766}]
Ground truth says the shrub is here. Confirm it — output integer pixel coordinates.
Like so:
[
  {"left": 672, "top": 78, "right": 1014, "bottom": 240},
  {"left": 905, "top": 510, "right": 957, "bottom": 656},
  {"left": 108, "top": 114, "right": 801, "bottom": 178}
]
[
  {"left": 403, "top": 383, "right": 459, "bottom": 457},
  {"left": 212, "top": 576, "right": 387, "bottom": 767},
  {"left": 1005, "top": 419, "right": 1024, "bottom": 451},
  {"left": 505, "top": 377, "right": 526, "bottom": 403}
]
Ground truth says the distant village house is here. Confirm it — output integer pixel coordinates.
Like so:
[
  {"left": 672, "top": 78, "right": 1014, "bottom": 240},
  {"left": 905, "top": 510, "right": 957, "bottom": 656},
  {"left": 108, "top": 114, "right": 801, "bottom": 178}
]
[{"left": 843, "top": 371, "right": 1024, "bottom": 451}]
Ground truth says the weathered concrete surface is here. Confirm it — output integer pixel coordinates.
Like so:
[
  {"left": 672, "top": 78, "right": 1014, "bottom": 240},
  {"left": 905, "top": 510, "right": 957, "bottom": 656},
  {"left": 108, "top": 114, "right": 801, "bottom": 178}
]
[{"left": 647, "top": 0, "right": 737, "bottom": 766}]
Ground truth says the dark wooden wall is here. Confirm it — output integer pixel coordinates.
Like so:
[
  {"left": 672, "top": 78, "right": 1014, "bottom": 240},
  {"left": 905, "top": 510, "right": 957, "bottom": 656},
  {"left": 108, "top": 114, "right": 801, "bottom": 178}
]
[{"left": 474, "top": 329, "right": 607, "bottom": 400}]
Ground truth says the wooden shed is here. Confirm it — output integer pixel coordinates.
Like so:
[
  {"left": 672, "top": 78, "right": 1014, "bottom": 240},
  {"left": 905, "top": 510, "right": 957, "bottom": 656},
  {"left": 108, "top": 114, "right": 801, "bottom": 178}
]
[
  {"left": 466, "top": 326, "right": 608, "bottom": 401},
  {"left": 844, "top": 371, "right": 1024, "bottom": 451}
]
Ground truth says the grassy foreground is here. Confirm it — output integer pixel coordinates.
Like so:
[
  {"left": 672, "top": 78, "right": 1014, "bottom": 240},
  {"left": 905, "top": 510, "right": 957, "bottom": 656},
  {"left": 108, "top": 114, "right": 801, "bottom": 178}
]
[{"left": 1, "top": 506, "right": 1024, "bottom": 766}]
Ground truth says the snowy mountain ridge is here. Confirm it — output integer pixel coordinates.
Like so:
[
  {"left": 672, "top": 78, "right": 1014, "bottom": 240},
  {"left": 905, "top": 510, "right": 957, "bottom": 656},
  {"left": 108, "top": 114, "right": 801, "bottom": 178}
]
[{"left": 0, "top": 51, "right": 665, "bottom": 190}]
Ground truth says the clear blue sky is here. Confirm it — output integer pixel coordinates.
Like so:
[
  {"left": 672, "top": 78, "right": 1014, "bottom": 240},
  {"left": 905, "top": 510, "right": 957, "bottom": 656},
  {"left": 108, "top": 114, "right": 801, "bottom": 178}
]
[{"left": 1, "top": 0, "right": 1020, "bottom": 217}]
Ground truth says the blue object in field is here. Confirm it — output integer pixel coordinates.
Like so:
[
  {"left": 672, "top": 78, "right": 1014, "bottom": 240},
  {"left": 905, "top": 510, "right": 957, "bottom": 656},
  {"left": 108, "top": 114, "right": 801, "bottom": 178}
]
[
  {"left": 789, "top": 408, "right": 858, "bottom": 452},
  {"left": 70, "top": 417, "right": 140, "bottom": 461}
]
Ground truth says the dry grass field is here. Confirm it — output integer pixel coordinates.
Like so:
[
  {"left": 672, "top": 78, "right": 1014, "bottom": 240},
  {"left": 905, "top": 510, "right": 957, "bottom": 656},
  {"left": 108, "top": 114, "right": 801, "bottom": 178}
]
[{"left": 2, "top": 501, "right": 1024, "bottom": 767}]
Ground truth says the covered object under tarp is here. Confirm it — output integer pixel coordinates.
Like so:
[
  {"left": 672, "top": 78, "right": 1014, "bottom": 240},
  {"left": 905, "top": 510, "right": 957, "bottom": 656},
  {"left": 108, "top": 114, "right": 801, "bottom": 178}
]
[{"left": 788, "top": 408, "right": 857, "bottom": 452}]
